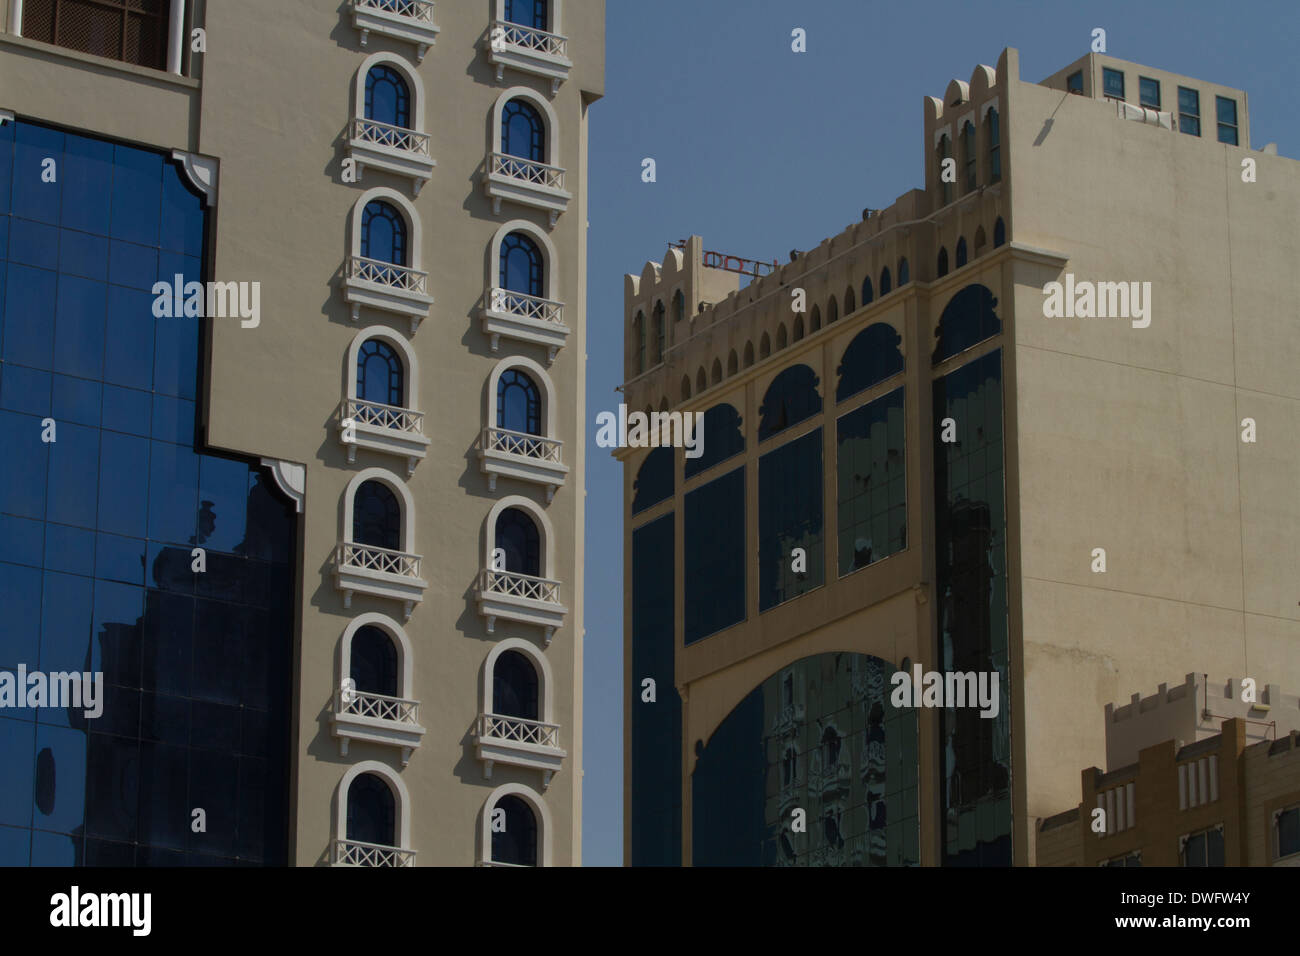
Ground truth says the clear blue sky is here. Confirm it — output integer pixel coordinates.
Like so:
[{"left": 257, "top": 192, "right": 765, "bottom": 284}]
[{"left": 581, "top": 0, "right": 1299, "bottom": 866}]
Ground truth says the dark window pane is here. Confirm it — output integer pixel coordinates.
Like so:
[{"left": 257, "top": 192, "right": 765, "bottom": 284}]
[
  {"left": 1102, "top": 67, "right": 1125, "bottom": 100},
  {"left": 758, "top": 366, "right": 821, "bottom": 441},
  {"left": 491, "top": 795, "right": 537, "bottom": 865},
  {"left": 350, "top": 626, "right": 398, "bottom": 697},
  {"left": 932, "top": 283, "right": 1002, "bottom": 364},
  {"left": 631, "top": 446, "right": 673, "bottom": 515},
  {"left": 493, "top": 650, "right": 539, "bottom": 719},
  {"left": 1139, "top": 77, "right": 1160, "bottom": 109},
  {"left": 346, "top": 773, "right": 395, "bottom": 846},
  {"left": 759, "top": 428, "right": 823, "bottom": 610},
  {"left": 684, "top": 467, "right": 745, "bottom": 643},
  {"left": 684, "top": 403, "right": 744, "bottom": 479},
  {"left": 837, "top": 387, "right": 906, "bottom": 574}
]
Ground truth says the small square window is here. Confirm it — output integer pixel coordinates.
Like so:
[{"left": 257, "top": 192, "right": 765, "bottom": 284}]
[
  {"left": 1066, "top": 71, "right": 1083, "bottom": 94},
  {"left": 1103, "top": 68, "right": 1125, "bottom": 101},
  {"left": 1139, "top": 77, "right": 1161, "bottom": 110},
  {"left": 1178, "top": 87, "right": 1201, "bottom": 136},
  {"left": 1216, "top": 96, "right": 1238, "bottom": 145},
  {"left": 1181, "top": 826, "right": 1224, "bottom": 866}
]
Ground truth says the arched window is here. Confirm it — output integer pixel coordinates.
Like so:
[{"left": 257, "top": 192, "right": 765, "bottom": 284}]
[
  {"left": 862, "top": 276, "right": 874, "bottom": 305},
  {"left": 760, "top": 333, "right": 771, "bottom": 359},
  {"left": 361, "top": 201, "right": 406, "bottom": 266},
  {"left": 496, "top": 507, "right": 541, "bottom": 576},
  {"left": 937, "top": 133, "right": 953, "bottom": 205},
  {"left": 493, "top": 649, "right": 540, "bottom": 720},
  {"left": 727, "top": 350, "right": 738, "bottom": 376},
  {"left": 988, "top": 107, "right": 1002, "bottom": 183},
  {"left": 684, "top": 403, "right": 745, "bottom": 479},
  {"left": 932, "top": 283, "right": 1003, "bottom": 365},
  {"left": 793, "top": 317, "right": 805, "bottom": 342},
  {"left": 502, "top": 98, "right": 545, "bottom": 163},
  {"left": 680, "top": 375, "right": 692, "bottom": 401},
  {"left": 974, "top": 226, "right": 987, "bottom": 256},
  {"left": 347, "top": 773, "right": 396, "bottom": 847},
  {"left": 497, "top": 368, "right": 541, "bottom": 435},
  {"left": 844, "top": 286, "right": 856, "bottom": 315},
  {"left": 633, "top": 445, "right": 674, "bottom": 514},
  {"left": 758, "top": 365, "right": 822, "bottom": 441},
  {"left": 955, "top": 237, "right": 968, "bottom": 269},
  {"left": 823, "top": 725, "right": 842, "bottom": 765},
  {"left": 672, "top": 289, "right": 685, "bottom": 325},
  {"left": 365, "top": 65, "right": 410, "bottom": 129},
  {"left": 505, "top": 0, "right": 548, "bottom": 30},
  {"left": 776, "top": 324, "right": 788, "bottom": 350},
  {"left": 353, "top": 480, "right": 401, "bottom": 550},
  {"left": 937, "top": 247, "right": 950, "bottom": 277},
  {"left": 743, "top": 342, "right": 755, "bottom": 368},
  {"left": 993, "top": 217, "right": 1006, "bottom": 248},
  {"left": 500, "top": 232, "right": 543, "bottom": 297},
  {"left": 491, "top": 794, "right": 538, "bottom": 866},
  {"left": 827, "top": 296, "right": 839, "bottom": 324},
  {"left": 897, "top": 259, "right": 909, "bottom": 285},
  {"left": 836, "top": 323, "right": 904, "bottom": 402},
  {"left": 880, "top": 267, "right": 892, "bottom": 296},
  {"left": 652, "top": 301, "right": 665, "bottom": 365},
  {"left": 810, "top": 305, "right": 821, "bottom": 332},
  {"left": 357, "top": 339, "right": 404, "bottom": 407},
  {"left": 962, "top": 120, "right": 977, "bottom": 191},
  {"left": 696, "top": 367, "right": 706, "bottom": 393},
  {"left": 350, "top": 625, "right": 398, "bottom": 698},
  {"left": 711, "top": 358, "right": 722, "bottom": 384},
  {"left": 634, "top": 312, "right": 646, "bottom": 374}
]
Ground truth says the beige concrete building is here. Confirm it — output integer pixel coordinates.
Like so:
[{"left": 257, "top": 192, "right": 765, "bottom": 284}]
[
  {"left": 0, "top": 0, "right": 602, "bottom": 866},
  {"left": 619, "top": 48, "right": 1299, "bottom": 865}
]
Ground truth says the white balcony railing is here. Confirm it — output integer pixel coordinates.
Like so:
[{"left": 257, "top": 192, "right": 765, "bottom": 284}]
[
  {"left": 484, "top": 426, "right": 562, "bottom": 464},
  {"left": 477, "top": 859, "right": 531, "bottom": 867},
  {"left": 332, "top": 838, "right": 416, "bottom": 868},
  {"left": 348, "top": 256, "right": 429, "bottom": 295},
  {"left": 489, "top": 287, "right": 564, "bottom": 326},
  {"left": 495, "top": 20, "right": 568, "bottom": 57},
  {"left": 338, "top": 542, "right": 422, "bottom": 579},
  {"left": 351, "top": 117, "right": 431, "bottom": 157},
  {"left": 356, "top": 0, "right": 436, "bottom": 25},
  {"left": 489, "top": 152, "right": 565, "bottom": 191},
  {"left": 337, "top": 688, "right": 421, "bottom": 725},
  {"left": 479, "top": 568, "right": 561, "bottom": 605},
  {"left": 344, "top": 398, "right": 425, "bottom": 436},
  {"left": 478, "top": 712, "right": 561, "bottom": 748}
]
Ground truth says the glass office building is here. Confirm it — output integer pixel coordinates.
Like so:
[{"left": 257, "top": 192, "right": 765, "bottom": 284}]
[{"left": 0, "top": 117, "right": 296, "bottom": 866}]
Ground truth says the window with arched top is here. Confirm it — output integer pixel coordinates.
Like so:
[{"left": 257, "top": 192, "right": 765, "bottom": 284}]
[
  {"left": 634, "top": 312, "right": 646, "bottom": 375},
  {"left": 758, "top": 365, "right": 822, "bottom": 441},
  {"left": 836, "top": 323, "right": 905, "bottom": 403},
  {"left": 744, "top": 342, "right": 755, "bottom": 368},
  {"left": 844, "top": 286, "right": 856, "bottom": 315},
  {"left": 500, "top": 231, "right": 544, "bottom": 298},
  {"left": 956, "top": 237, "right": 968, "bottom": 269},
  {"left": 491, "top": 794, "right": 538, "bottom": 866},
  {"left": 351, "top": 625, "right": 399, "bottom": 698},
  {"left": 861, "top": 276, "right": 874, "bottom": 305},
  {"left": 633, "top": 445, "right": 674, "bottom": 514},
  {"left": 365, "top": 65, "right": 410, "bottom": 129},
  {"left": 357, "top": 339, "right": 404, "bottom": 407},
  {"left": 727, "top": 351, "right": 738, "bottom": 376},
  {"left": 711, "top": 359, "right": 722, "bottom": 384},
  {"left": 653, "top": 301, "right": 665, "bottom": 365},
  {"left": 362, "top": 201, "right": 407, "bottom": 267},
  {"left": 672, "top": 289, "right": 685, "bottom": 326},
  {"left": 680, "top": 375, "right": 692, "bottom": 401},
  {"left": 880, "top": 267, "right": 892, "bottom": 295},
  {"left": 993, "top": 217, "right": 1006, "bottom": 248},
  {"left": 760, "top": 333, "right": 771, "bottom": 359},
  {"left": 793, "top": 317, "right": 805, "bottom": 342},
  {"left": 353, "top": 480, "right": 402, "bottom": 551},
  {"left": 776, "top": 325, "right": 788, "bottom": 350},
  {"left": 502, "top": 98, "right": 546, "bottom": 163},
  {"left": 962, "top": 120, "right": 976, "bottom": 191},
  {"left": 504, "top": 0, "right": 548, "bottom": 29},
  {"left": 493, "top": 649, "right": 540, "bottom": 720},
  {"left": 897, "top": 259, "right": 909, "bottom": 285},
  {"left": 497, "top": 368, "right": 541, "bottom": 435},
  {"left": 810, "top": 305, "right": 821, "bottom": 332},
  {"left": 684, "top": 403, "right": 745, "bottom": 480},
  {"left": 974, "top": 226, "right": 987, "bottom": 256},
  {"left": 496, "top": 506, "right": 541, "bottom": 577},
  {"left": 347, "top": 773, "right": 396, "bottom": 847},
  {"left": 827, "top": 296, "right": 839, "bottom": 324},
  {"left": 937, "top": 133, "right": 953, "bottom": 205},
  {"left": 987, "top": 107, "right": 1001, "bottom": 183},
  {"left": 696, "top": 367, "right": 707, "bottom": 393},
  {"left": 937, "top": 247, "right": 950, "bottom": 277}
]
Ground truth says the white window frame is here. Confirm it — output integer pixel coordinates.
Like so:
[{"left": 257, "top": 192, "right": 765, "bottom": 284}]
[
  {"left": 349, "top": 52, "right": 435, "bottom": 194},
  {"left": 481, "top": 354, "right": 568, "bottom": 498},
  {"left": 480, "top": 782, "right": 552, "bottom": 867},
  {"left": 482, "top": 219, "right": 569, "bottom": 360},
  {"left": 334, "top": 761, "right": 414, "bottom": 865},
  {"left": 342, "top": 187, "right": 434, "bottom": 332},
  {"left": 331, "top": 613, "right": 425, "bottom": 765},
  {"left": 341, "top": 326, "right": 430, "bottom": 475}
]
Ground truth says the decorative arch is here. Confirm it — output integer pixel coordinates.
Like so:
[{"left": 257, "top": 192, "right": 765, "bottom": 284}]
[
  {"left": 827, "top": 295, "right": 839, "bottom": 324},
  {"left": 932, "top": 283, "right": 1002, "bottom": 365},
  {"left": 346, "top": 326, "right": 419, "bottom": 409},
  {"left": 844, "top": 286, "right": 856, "bottom": 315},
  {"left": 483, "top": 494, "right": 557, "bottom": 577},
  {"left": 758, "top": 365, "right": 822, "bottom": 441},
  {"left": 680, "top": 375, "right": 692, "bottom": 401},
  {"left": 350, "top": 187, "right": 423, "bottom": 268},
  {"left": 488, "top": 218, "right": 559, "bottom": 301},
  {"left": 633, "top": 445, "right": 674, "bottom": 514},
  {"left": 743, "top": 341, "right": 755, "bottom": 368},
  {"left": 836, "top": 322, "right": 905, "bottom": 402},
  {"left": 482, "top": 637, "right": 555, "bottom": 722},
  {"left": 809, "top": 305, "right": 821, "bottom": 332},
  {"left": 696, "top": 367, "right": 707, "bottom": 393},
  {"left": 775, "top": 324, "right": 788, "bottom": 350},
  {"left": 759, "top": 332, "right": 771, "bottom": 359},
  {"left": 486, "top": 354, "right": 558, "bottom": 438},
  {"left": 993, "top": 217, "right": 1006, "bottom": 247},
  {"left": 711, "top": 358, "right": 722, "bottom": 384},
  {"left": 897, "top": 258, "right": 910, "bottom": 285},
  {"left": 879, "top": 267, "right": 892, "bottom": 295},
  {"left": 684, "top": 403, "right": 745, "bottom": 479},
  {"left": 491, "top": 86, "right": 561, "bottom": 166},
  {"left": 937, "top": 247, "right": 950, "bottom": 277},
  {"left": 727, "top": 350, "right": 739, "bottom": 376},
  {"left": 481, "top": 782, "right": 553, "bottom": 866},
  {"left": 343, "top": 467, "right": 417, "bottom": 552},
  {"left": 861, "top": 276, "right": 874, "bottom": 305},
  {"left": 354, "top": 52, "right": 427, "bottom": 133},
  {"left": 652, "top": 300, "right": 666, "bottom": 364},
  {"left": 955, "top": 237, "right": 968, "bottom": 269},
  {"left": 336, "top": 760, "right": 412, "bottom": 850},
  {"left": 792, "top": 316, "right": 805, "bottom": 342},
  {"left": 974, "top": 225, "right": 988, "bottom": 255},
  {"left": 339, "top": 613, "right": 415, "bottom": 701}
]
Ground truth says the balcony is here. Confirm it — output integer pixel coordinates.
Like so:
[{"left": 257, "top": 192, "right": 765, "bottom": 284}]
[
  {"left": 351, "top": 0, "right": 439, "bottom": 61},
  {"left": 342, "top": 256, "right": 434, "bottom": 334},
  {"left": 770, "top": 702, "right": 806, "bottom": 737},
  {"left": 819, "top": 757, "right": 852, "bottom": 796},
  {"left": 348, "top": 119, "right": 435, "bottom": 194},
  {"left": 485, "top": 152, "right": 571, "bottom": 227},
  {"left": 339, "top": 398, "right": 431, "bottom": 476},
  {"left": 474, "top": 712, "right": 567, "bottom": 788},
  {"left": 487, "top": 19, "right": 572, "bottom": 94},
  {"left": 334, "top": 542, "right": 428, "bottom": 620},
  {"left": 332, "top": 838, "right": 417, "bottom": 867},
  {"left": 481, "top": 287, "right": 569, "bottom": 362},
  {"left": 479, "top": 427, "right": 567, "bottom": 501},
  {"left": 475, "top": 568, "right": 567, "bottom": 644},
  {"left": 331, "top": 688, "right": 427, "bottom": 767}
]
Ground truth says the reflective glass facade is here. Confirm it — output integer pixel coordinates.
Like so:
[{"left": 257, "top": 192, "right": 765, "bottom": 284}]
[
  {"left": 683, "top": 467, "right": 745, "bottom": 644},
  {"left": 758, "top": 427, "right": 823, "bottom": 610},
  {"left": 933, "top": 344, "right": 1011, "bottom": 865},
  {"left": 0, "top": 118, "right": 296, "bottom": 866},
  {"left": 836, "top": 386, "right": 906, "bottom": 576},
  {"left": 692, "top": 653, "right": 919, "bottom": 866}
]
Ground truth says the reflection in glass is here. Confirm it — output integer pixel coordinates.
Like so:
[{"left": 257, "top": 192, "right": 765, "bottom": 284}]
[
  {"left": 759, "top": 428, "right": 823, "bottom": 610},
  {"left": 837, "top": 387, "right": 906, "bottom": 575}
]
